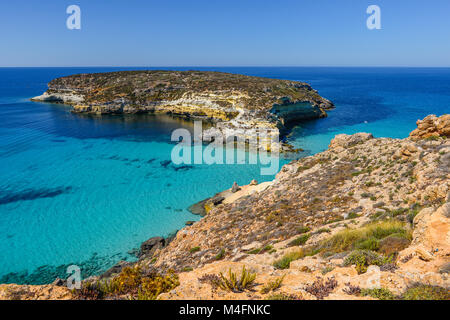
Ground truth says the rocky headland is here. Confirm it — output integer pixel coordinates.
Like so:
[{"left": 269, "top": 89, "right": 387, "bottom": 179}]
[
  {"left": 31, "top": 70, "right": 333, "bottom": 151},
  {"left": 1, "top": 114, "right": 449, "bottom": 300}
]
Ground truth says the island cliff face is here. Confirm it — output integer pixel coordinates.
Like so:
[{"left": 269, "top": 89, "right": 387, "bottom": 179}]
[
  {"left": 1, "top": 115, "right": 448, "bottom": 300},
  {"left": 31, "top": 70, "right": 333, "bottom": 150}
]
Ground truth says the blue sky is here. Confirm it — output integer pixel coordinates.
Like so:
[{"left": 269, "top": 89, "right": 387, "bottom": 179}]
[{"left": 0, "top": 0, "right": 449, "bottom": 67}]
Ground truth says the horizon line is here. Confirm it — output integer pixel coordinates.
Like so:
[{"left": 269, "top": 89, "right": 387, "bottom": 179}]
[{"left": 1, "top": 65, "right": 450, "bottom": 69}]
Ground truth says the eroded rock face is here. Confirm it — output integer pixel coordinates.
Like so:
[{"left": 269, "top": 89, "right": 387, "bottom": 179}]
[
  {"left": 328, "top": 133, "right": 373, "bottom": 150},
  {"left": 397, "top": 203, "right": 450, "bottom": 274},
  {"left": 409, "top": 114, "right": 450, "bottom": 140}
]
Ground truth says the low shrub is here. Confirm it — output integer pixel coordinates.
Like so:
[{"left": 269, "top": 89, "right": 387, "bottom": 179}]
[
  {"left": 402, "top": 284, "right": 450, "bottom": 300},
  {"left": 355, "top": 237, "right": 380, "bottom": 251},
  {"left": 77, "top": 266, "right": 179, "bottom": 300},
  {"left": 320, "top": 220, "right": 407, "bottom": 254},
  {"left": 189, "top": 246, "right": 200, "bottom": 254},
  {"left": 297, "top": 225, "right": 310, "bottom": 234},
  {"left": 304, "top": 277, "right": 338, "bottom": 300},
  {"left": 273, "top": 250, "right": 304, "bottom": 269},
  {"left": 260, "top": 275, "right": 285, "bottom": 294},
  {"left": 216, "top": 266, "right": 256, "bottom": 292},
  {"left": 288, "top": 234, "right": 310, "bottom": 246},
  {"left": 343, "top": 250, "right": 392, "bottom": 274},
  {"left": 361, "top": 288, "right": 395, "bottom": 300},
  {"left": 265, "top": 293, "right": 301, "bottom": 300}
]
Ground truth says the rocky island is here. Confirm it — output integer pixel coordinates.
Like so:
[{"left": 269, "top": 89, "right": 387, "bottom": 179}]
[
  {"left": 31, "top": 70, "right": 334, "bottom": 150},
  {"left": 1, "top": 114, "right": 448, "bottom": 300}
]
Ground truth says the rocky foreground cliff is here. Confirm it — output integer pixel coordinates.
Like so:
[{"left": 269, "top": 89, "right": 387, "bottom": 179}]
[
  {"left": 1, "top": 114, "right": 449, "bottom": 300},
  {"left": 31, "top": 70, "right": 333, "bottom": 150}
]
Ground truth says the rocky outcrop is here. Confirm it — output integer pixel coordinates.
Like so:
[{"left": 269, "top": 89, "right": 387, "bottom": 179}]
[
  {"left": 31, "top": 70, "right": 333, "bottom": 151},
  {"left": 139, "top": 237, "right": 167, "bottom": 258},
  {"left": 152, "top": 115, "right": 450, "bottom": 300},
  {"left": 0, "top": 284, "right": 73, "bottom": 300},
  {"left": 409, "top": 114, "right": 450, "bottom": 140}
]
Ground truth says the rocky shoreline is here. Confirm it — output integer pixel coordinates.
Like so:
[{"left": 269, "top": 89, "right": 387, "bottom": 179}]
[
  {"left": 31, "top": 70, "right": 333, "bottom": 152},
  {"left": 1, "top": 114, "right": 449, "bottom": 300}
]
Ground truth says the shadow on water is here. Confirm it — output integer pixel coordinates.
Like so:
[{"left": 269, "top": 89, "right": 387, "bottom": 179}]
[{"left": 0, "top": 186, "right": 73, "bottom": 205}]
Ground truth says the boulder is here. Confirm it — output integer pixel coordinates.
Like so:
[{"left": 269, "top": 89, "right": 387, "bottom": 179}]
[
  {"left": 139, "top": 237, "right": 166, "bottom": 258},
  {"left": 409, "top": 114, "right": 450, "bottom": 139},
  {"left": 329, "top": 133, "right": 373, "bottom": 149}
]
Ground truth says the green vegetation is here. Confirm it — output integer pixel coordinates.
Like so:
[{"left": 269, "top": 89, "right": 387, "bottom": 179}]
[
  {"left": 321, "top": 266, "right": 335, "bottom": 275},
  {"left": 402, "top": 284, "right": 450, "bottom": 300},
  {"left": 361, "top": 288, "right": 395, "bottom": 300},
  {"left": 320, "top": 220, "right": 409, "bottom": 255},
  {"left": 343, "top": 250, "right": 392, "bottom": 274},
  {"left": 48, "top": 70, "right": 328, "bottom": 114},
  {"left": 407, "top": 204, "right": 422, "bottom": 224},
  {"left": 189, "top": 246, "right": 201, "bottom": 254},
  {"left": 288, "top": 234, "right": 310, "bottom": 246},
  {"left": 355, "top": 237, "right": 380, "bottom": 251},
  {"left": 260, "top": 275, "right": 285, "bottom": 294},
  {"left": 297, "top": 225, "right": 310, "bottom": 234},
  {"left": 216, "top": 266, "right": 256, "bottom": 292},
  {"left": 76, "top": 266, "right": 179, "bottom": 300},
  {"left": 215, "top": 248, "right": 225, "bottom": 260},
  {"left": 273, "top": 250, "right": 304, "bottom": 269},
  {"left": 265, "top": 293, "right": 300, "bottom": 300}
]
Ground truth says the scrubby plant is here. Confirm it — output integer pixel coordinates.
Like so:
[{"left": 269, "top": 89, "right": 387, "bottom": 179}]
[
  {"left": 346, "top": 211, "right": 360, "bottom": 220},
  {"left": 304, "top": 277, "right": 338, "bottom": 300},
  {"left": 407, "top": 204, "right": 422, "bottom": 224},
  {"left": 189, "top": 246, "right": 200, "bottom": 253},
  {"left": 260, "top": 275, "right": 285, "bottom": 294},
  {"left": 215, "top": 248, "right": 225, "bottom": 260},
  {"left": 361, "top": 288, "right": 395, "bottom": 300},
  {"left": 137, "top": 271, "right": 180, "bottom": 300},
  {"left": 288, "top": 234, "right": 310, "bottom": 246},
  {"left": 76, "top": 266, "right": 179, "bottom": 300},
  {"left": 265, "top": 293, "right": 301, "bottom": 300},
  {"left": 273, "top": 250, "right": 304, "bottom": 269},
  {"left": 321, "top": 266, "right": 335, "bottom": 275},
  {"left": 355, "top": 237, "right": 380, "bottom": 251},
  {"left": 320, "top": 220, "right": 408, "bottom": 255},
  {"left": 297, "top": 225, "right": 310, "bottom": 234},
  {"left": 247, "top": 248, "right": 262, "bottom": 254},
  {"left": 402, "top": 284, "right": 450, "bottom": 300},
  {"left": 343, "top": 283, "right": 361, "bottom": 296},
  {"left": 343, "top": 250, "right": 392, "bottom": 274},
  {"left": 216, "top": 266, "right": 256, "bottom": 292}
]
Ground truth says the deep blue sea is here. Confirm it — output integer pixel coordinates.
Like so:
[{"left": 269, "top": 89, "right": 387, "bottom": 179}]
[{"left": 1, "top": 67, "right": 449, "bottom": 284}]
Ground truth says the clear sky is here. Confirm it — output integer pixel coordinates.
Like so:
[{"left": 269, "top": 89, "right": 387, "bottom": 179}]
[{"left": 1, "top": 0, "right": 449, "bottom": 67}]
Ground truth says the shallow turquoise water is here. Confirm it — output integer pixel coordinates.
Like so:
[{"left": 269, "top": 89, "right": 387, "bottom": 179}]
[{"left": 1, "top": 67, "right": 449, "bottom": 284}]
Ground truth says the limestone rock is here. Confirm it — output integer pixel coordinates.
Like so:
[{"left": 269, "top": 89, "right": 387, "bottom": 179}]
[
  {"left": 409, "top": 114, "right": 450, "bottom": 140},
  {"left": 139, "top": 237, "right": 166, "bottom": 258},
  {"left": 329, "top": 132, "right": 373, "bottom": 149},
  {"left": 0, "top": 284, "right": 73, "bottom": 300}
]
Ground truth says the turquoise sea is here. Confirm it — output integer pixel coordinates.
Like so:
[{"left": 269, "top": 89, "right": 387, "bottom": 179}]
[{"left": 1, "top": 67, "right": 449, "bottom": 284}]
